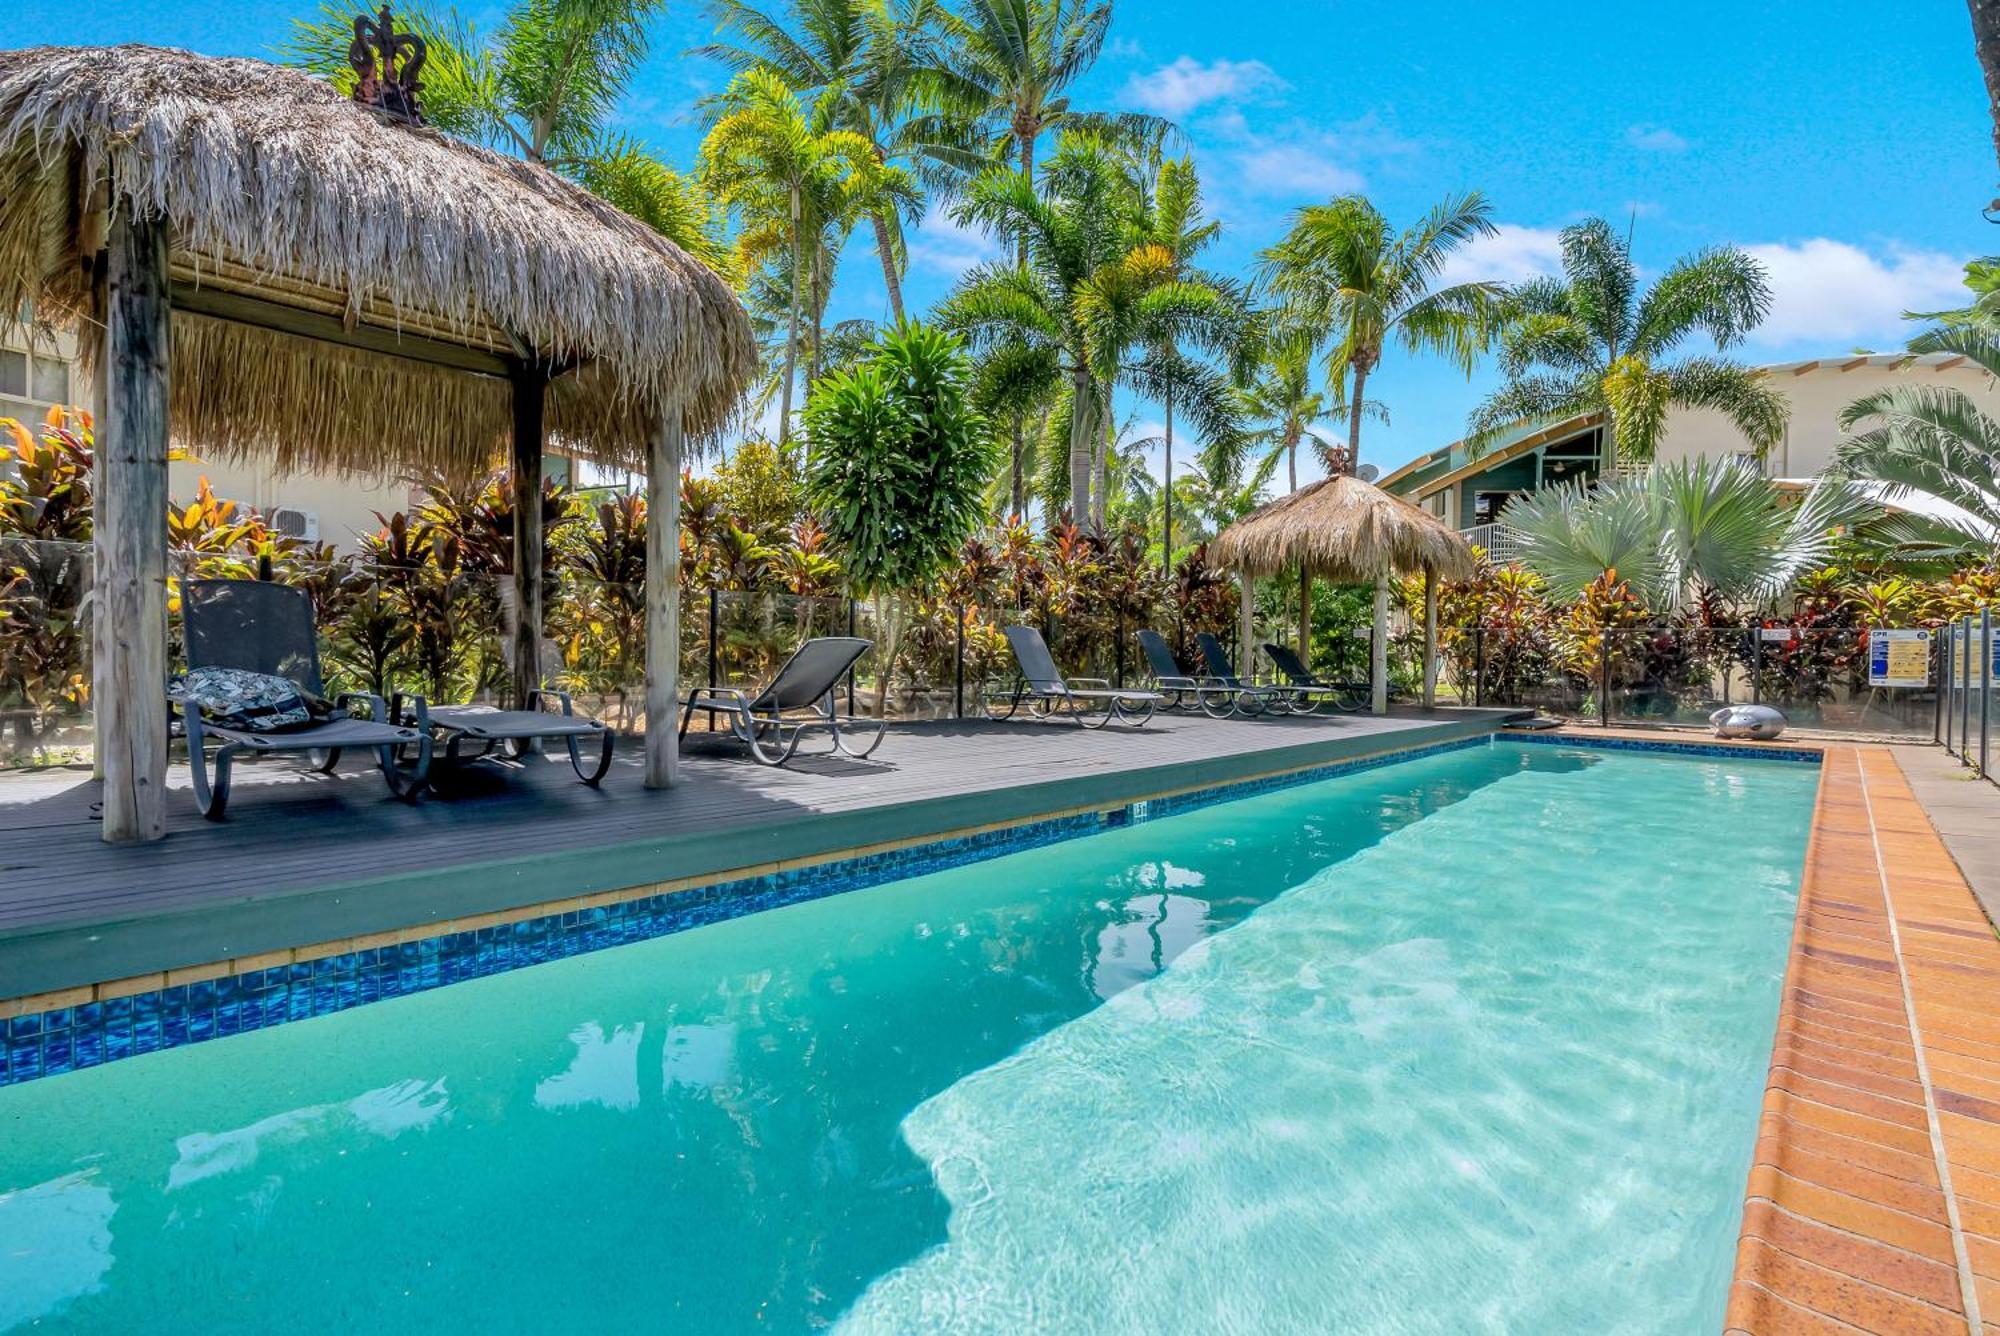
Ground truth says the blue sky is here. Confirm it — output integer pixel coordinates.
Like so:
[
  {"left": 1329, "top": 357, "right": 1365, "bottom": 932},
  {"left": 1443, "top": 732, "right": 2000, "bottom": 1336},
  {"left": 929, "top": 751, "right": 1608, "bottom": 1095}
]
[{"left": 10, "top": 0, "right": 1993, "bottom": 480}]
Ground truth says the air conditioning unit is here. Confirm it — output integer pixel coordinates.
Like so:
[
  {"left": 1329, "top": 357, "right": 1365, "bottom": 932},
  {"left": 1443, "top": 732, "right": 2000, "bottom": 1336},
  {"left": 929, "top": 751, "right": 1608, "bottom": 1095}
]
[{"left": 270, "top": 506, "right": 319, "bottom": 542}]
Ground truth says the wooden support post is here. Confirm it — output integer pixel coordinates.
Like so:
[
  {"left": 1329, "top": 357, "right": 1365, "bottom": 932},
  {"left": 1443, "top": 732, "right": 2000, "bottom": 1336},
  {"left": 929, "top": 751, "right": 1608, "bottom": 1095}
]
[
  {"left": 1422, "top": 568, "right": 1438, "bottom": 709},
  {"left": 1297, "top": 562, "right": 1311, "bottom": 666},
  {"left": 1238, "top": 570, "right": 1255, "bottom": 678},
  {"left": 84, "top": 249, "right": 108, "bottom": 781},
  {"left": 1371, "top": 572, "right": 1389, "bottom": 716},
  {"left": 644, "top": 401, "right": 684, "bottom": 789},
  {"left": 97, "top": 203, "right": 171, "bottom": 843},
  {"left": 509, "top": 369, "right": 547, "bottom": 710}
]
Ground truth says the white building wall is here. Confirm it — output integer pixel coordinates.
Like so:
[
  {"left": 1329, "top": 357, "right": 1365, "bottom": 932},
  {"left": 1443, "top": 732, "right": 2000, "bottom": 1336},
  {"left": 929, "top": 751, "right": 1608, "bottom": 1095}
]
[
  {"left": 1652, "top": 361, "right": 2000, "bottom": 479},
  {"left": 167, "top": 454, "right": 419, "bottom": 552}
]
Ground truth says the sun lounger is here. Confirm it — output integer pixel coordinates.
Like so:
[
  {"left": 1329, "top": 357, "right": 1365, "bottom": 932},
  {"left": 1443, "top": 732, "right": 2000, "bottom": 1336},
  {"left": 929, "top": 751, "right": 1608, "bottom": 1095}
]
[
  {"left": 174, "top": 579, "right": 431, "bottom": 819},
  {"left": 1135, "top": 628, "right": 1223, "bottom": 713},
  {"left": 411, "top": 692, "right": 616, "bottom": 786},
  {"left": 678, "top": 636, "right": 884, "bottom": 766},
  {"left": 1261, "top": 642, "right": 1366, "bottom": 715},
  {"left": 1193, "top": 632, "right": 1292, "bottom": 718},
  {"left": 983, "top": 625, "right": 1162, "bottom": 727}
]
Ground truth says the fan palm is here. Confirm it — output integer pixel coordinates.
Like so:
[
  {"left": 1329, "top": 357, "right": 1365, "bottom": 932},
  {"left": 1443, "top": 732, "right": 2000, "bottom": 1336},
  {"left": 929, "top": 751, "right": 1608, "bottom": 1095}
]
[
  {"left": 1835, "top": 324, "right": 2000, "bottom": 563},
  {"left": 1468, "top": 218, "right": 1787, "bottom": 465},
  {"left": 1258, "top": 192, "right": 1499, "bottom": 474},
  {"left": 701, "top": 69, "right": 905, "bottom": 445},
  {"left": 1505, "top": 458, "right": 1863, "bottom": 610}
]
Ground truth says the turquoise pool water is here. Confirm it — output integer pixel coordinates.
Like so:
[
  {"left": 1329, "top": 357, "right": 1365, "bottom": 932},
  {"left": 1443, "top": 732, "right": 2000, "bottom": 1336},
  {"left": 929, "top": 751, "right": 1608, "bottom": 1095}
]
[{"left": 0, "top": 741, "right": 1816, "bottom": 1334}]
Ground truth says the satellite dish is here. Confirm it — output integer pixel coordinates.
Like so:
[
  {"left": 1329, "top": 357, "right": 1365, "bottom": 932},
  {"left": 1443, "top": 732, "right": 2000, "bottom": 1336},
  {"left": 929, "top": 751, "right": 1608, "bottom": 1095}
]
[{"left": 1356, "top": 463, "right": 1380, "bottom": 482}]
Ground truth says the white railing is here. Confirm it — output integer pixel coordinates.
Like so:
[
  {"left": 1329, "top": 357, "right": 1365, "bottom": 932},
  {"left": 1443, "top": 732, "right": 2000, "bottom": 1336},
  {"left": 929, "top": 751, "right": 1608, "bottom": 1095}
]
[{"left": 1459, "top": 522, "right": 1527, "bottom": 566}]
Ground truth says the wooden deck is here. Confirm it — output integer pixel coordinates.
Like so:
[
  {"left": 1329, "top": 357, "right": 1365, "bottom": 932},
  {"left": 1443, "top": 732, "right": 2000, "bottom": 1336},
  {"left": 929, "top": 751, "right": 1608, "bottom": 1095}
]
[{"left": 0, "top": 706, "right": 1519, "bottom": 1000}]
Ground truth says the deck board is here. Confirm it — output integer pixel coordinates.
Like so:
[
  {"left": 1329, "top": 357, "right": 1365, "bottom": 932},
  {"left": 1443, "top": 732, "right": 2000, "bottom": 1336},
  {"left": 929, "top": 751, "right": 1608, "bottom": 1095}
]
[{"left": 0, "top": 707, "right": 1517, "bottom": 998}]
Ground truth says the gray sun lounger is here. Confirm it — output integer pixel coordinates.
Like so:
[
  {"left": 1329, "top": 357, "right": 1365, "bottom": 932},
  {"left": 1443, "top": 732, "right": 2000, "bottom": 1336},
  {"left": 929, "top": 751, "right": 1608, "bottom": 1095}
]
[
  {"left": 983, "top": 625, "right": 1162, "bottom": 727},
  {"left": 1136, "top": 628, "right": 1238, "bottom": 716},
  {"left": 679, "top": 636, "right": 884, "bottom": 766},
  {"left": 174, "top": 579, "right": 431, "bottom": 819},
  {"left": 408, "top": 692, "right": 616, "bottom": 787},
  {"left": 1261, "top": 643, "right": 1365, "bottom": 715},
  {"left": 1194, "top": 632, "right": 1293, "bottom": 718}
]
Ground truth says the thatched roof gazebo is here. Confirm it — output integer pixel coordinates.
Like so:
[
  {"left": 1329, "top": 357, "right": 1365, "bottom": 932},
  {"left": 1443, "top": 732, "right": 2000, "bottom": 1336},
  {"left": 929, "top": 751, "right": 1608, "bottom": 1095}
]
[
  {"left": 1211, "top": 474, "right": 1474, "bottom": 714},
  {"left": 0, "top": 35, "right": 755, "bottom": 841}
]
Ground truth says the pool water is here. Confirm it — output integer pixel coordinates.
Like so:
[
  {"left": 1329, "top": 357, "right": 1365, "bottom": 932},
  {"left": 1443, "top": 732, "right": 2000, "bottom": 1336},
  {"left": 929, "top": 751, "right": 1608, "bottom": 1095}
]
[{"left": 0, "top": 741, "right": 1816, "bottom": 1334}]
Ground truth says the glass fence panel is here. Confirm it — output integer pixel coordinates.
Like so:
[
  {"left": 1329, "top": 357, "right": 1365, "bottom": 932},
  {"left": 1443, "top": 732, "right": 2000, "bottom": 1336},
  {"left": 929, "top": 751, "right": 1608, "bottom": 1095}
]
[
  {"left": 549, "top": 577, "right": 652, "bottom": 733},
  {"left": 1943, "top": 613, "right": 1998, "bottom": 784},
  {"left": 1, "top": 536, "right": 93, "bottom": 765}
]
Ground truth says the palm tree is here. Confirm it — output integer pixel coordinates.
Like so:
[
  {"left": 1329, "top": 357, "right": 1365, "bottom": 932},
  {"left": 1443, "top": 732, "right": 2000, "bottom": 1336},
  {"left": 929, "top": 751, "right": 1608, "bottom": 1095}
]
[
  {"left": 1234, "top": 328, "right": 1340, "bottom": 494},
  {"left": 701, "top": 69, "right": 900, "bottom": 446},
  {"left": 1505, "top": 458, "right": 1861, "bottom": 610},
  {"left": 945, "top": 135, "right": 1241, "bottom": 530},
  {"left": 1259, "top": 192, "right": 1500, "bottom": 475},
  {"left": 1121, "top": 145, "right": 1233, "bottom": 572},
  {"left": 930, "top": 0, "right": 1166, "bottom": 259},
  {"left": 286, "top": 0, "right": 723, "bottom": 262},
  {"left": 1836, "top": 324, "right": 2000, "bottom": 564},
  {"left": 1467, "top": 217, "right": 1787, "bottom": 466},
  {"left": 697, "top": 0, "right": 973, "bottom": 321}
]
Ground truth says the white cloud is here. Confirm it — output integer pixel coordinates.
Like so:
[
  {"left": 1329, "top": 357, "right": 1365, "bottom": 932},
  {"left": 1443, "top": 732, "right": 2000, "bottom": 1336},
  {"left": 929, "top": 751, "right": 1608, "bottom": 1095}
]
[
  {"left": 907, "top": 203, "right": 1006, "bottom": 277},
  {"left": 1124, "top": 56, "right": 1286, "bottom": 116},
  {"left": 1625, "top": 123, "right": 1689, "bottom": 153},
  {"left": 1235, "top": 143, "right": 1365, "bottom": 197},
  {"left": 1107, "top": 35, "right": 1147, "bottom": 61},
  {"left": 1437, "top": 223, "right": 1565, "bottom": 288},
  {"left": 1743, "top": 240, "right": 1968, "bottom": 345}
]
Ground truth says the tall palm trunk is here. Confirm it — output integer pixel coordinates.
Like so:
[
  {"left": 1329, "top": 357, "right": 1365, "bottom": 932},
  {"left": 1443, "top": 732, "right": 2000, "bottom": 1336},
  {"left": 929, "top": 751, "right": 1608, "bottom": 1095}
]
[
  {"left": 1015, "top": 108, "right": 1037, "bottom": 266},
  {"left": 1344, "top": 360, "right": 1371, "bottom": 476},
  {"left": 1161, "top": 384, "right": 1174, "bottom": 576},
  {"left": 870, "top": 208, "right": 905, "bottom": 323},
  {"left": 807, "top": 247, "right": 824, "bottom": 397},
  {"left": 1067, "top": 365, "right": 1094, "bottom": 526},
  {"left": 1973, "top": 0, "right": 2000, "bottom": 184},
  {"left": 1010, "top": 412, "right": 1026, "bottom": 519},
  {"left": 779, "top": 184, "right": 802, "bottom": 450},
  {"left": 1289, "top": 425, "right": 1307, "bottom": 656},
  {"left": 1093, "top": 388, "right": 1111, "bottom": 530}
]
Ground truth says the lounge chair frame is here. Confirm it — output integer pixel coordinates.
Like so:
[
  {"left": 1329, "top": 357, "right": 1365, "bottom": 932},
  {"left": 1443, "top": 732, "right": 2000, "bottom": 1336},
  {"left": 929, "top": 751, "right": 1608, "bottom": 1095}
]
[
  {"left": 1260, "top": 643, "right": 1367, "bottom": 716},
  {"left": 982, "top": 626, "right": 1162, "bottom": 728},
  {"left": 404, "top": 689, "right": 616, "bottom": 787},
  {"left": 679, "top": 636, "right": 884, "bottom": 766},
  {"left": 174, "top": 580, "right": 431, "bottom": 819},
  {"left": 1134, "top": 628, "right": 1236, "bottom": 714},
  {"left": 1192, "top": 633, "right": 1292, "bottom": 719}
]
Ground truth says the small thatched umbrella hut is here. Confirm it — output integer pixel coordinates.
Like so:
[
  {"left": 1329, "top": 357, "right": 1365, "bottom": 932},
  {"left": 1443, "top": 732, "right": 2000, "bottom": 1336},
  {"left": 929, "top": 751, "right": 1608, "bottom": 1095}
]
[
  {"left": 1210, "top": 474, "right": 1474, "bottom": 714},
  {"left": 0, "top": 36, "right": 754, "bottom": 842}
]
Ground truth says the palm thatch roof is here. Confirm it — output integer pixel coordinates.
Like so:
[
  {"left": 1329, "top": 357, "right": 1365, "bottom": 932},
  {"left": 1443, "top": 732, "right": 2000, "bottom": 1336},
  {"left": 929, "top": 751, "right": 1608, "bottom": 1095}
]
[
  {"left": 1211, "top": 474, "right": 1476, "bottom": 581},
  {"left": 0, "top": 44, "right": 754, "bottom": 475}
]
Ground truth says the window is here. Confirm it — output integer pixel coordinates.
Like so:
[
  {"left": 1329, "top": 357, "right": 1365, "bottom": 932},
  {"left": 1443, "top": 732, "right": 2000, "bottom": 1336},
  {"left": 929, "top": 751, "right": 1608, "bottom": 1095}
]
[
  {"left": 30, "top": 358, "right": 67, "bottom": 404},
  {"left": 0, "top": 339, "right": 77, "bottom": 422}
]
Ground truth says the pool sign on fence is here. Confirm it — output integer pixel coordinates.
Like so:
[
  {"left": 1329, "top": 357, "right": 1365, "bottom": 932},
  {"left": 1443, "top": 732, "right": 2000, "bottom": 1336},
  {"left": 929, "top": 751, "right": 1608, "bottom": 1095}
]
[{"left": 1868, "top": 629, "right": 1931, "bottom": 688}]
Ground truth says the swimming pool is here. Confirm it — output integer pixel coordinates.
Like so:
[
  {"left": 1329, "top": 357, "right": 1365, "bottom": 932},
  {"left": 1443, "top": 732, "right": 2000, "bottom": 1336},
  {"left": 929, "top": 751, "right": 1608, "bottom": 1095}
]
[{"left": 0, "top": 739, "right": 1816, "bottom": 1333}]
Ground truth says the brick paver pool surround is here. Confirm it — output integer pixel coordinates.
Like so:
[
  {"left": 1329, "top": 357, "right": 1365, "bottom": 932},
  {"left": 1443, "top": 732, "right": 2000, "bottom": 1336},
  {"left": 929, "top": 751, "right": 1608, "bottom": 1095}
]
[{"left": 1727, "top": 746, "right": 2000, "bottom": 1335}]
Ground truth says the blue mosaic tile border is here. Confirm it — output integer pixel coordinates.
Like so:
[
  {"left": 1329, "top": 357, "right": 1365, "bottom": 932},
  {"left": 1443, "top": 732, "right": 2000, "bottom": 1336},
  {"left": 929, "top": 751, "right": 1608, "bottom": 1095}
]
[
  {"left": 1494, "top": 730, "right": 1825, "bottom": 764},
  {"left": 1, "top": 732, "right": 1495, "bottom": 1089}
]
